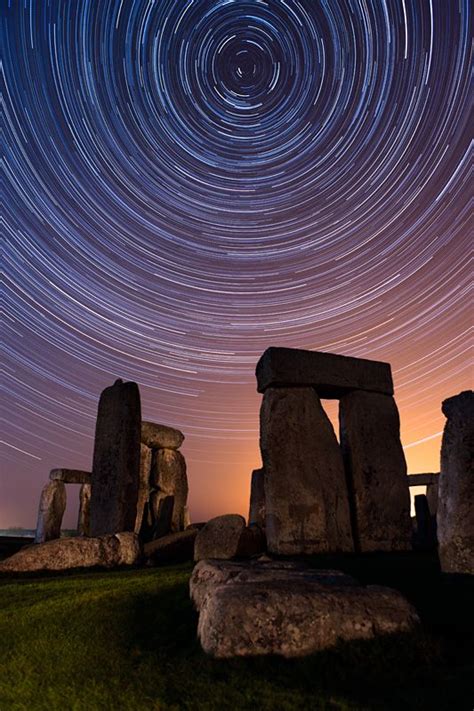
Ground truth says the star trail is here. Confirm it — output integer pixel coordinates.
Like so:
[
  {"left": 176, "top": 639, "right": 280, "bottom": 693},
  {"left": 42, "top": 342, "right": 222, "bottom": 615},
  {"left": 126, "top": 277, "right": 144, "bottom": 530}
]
[{"left": 2, "top": 0, "right": 472, "bottom": 527}]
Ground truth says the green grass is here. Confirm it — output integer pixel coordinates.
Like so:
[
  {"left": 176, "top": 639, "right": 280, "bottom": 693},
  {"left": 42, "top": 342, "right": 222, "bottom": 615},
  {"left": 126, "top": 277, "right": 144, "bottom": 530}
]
[{"left": 1, "top": 562, "right": 472, "bottom": 711}]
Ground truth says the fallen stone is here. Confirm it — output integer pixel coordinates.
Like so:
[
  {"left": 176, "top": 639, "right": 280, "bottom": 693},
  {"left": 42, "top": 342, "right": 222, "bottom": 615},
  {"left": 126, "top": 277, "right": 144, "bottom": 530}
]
[
  {"left": 339, "top": 391, "right": 412, "bottom": 552},
  {"left": 152, "top": 449, "right": 188, "bottom": 531},
  {"left": 135, "top": 444, "right": 152, "bottom": 535},
  {"left": 190, "top": 559, "right": 356, "bottom": 611},
  {"left": 49, "top": 469, "right": 91, "bottom": 484},
  {"left": 77, "top": 484, "right": 91, "bottom": 537},
  {"left": 35, "top": 481, "right": 67, "bottom": 544},
  {"left": 197, "top": 575, "right": 419, "bottom": 658},
  {"left": 256, "top": 347, "right": 393, "bottom": 397},
  {"left": 438, "top": 390, "right": 474, "bottom": 574},
  {"left": 90, "top": 379, "right": 141, "bottom": 536},
  {"left": 248, "top": 468, "right": 265, "bottom": 528},
  {"left": 141, "top": 421, "right": 184, "bottom": 450},
  {"left": 144, "top": 529, "right": 198, "bottom": 564},
  {"left": 194, "top": 515, "right": 265, "bottom": 561},
  {"left": 0, "top": 532, "right": 141, "bottom": 574},
  {"left": 260, "top": 387, "right": 353, "bottom": 555}
]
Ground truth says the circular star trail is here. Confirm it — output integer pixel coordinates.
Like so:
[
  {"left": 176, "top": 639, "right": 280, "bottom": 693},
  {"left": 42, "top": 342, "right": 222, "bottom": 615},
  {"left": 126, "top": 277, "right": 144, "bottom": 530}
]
[{"left": 2, "top": 1, "right": 472, "bottom": 526}]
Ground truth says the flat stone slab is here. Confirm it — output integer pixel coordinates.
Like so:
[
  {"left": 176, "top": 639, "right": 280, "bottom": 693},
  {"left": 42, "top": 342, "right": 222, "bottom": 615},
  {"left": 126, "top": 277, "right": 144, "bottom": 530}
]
[
  {"left": 195, "top": 561, "right": 419, "bottom": 658},
  {"left": 141, "top": 422, "right": 184, "bottom": 450},
  {"left": 50, "top": 469, "right": 91, "bottom": 484},
  {"left": 256, "top": 347, "right": 393, "bottom": 397},
  {"left": 190, "top": 559, "right": 356, "bottom": 611},
  {"left": 0, "top": 532, "right": 140, "bottom": 574}
]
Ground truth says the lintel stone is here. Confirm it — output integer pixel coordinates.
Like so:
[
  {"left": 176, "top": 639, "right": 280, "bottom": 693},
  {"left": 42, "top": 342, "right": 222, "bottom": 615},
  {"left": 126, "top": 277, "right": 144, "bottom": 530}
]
[{"left": 256, "top": 347, "right": 393, "bottom": 397}]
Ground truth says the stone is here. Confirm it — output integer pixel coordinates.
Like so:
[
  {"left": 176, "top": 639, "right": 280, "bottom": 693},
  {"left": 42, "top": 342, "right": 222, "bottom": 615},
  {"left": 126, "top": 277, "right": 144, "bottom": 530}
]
[
  {"left": 141, "top": 421, "right": 184, "bottom": 450},
  {"left": 426, "top": 481, "right": 439, "bottom": 516},
  {"left": 152, "top": 449, "right": 188, "bottom": 532},
  {"left": 90, "top": 379, "right": 141, "bottom": 536},
  {"left": 197, "top": 575, "right": 419, "bottom": 658},
  {"left": 190, "top": 559, "right": 356, "bottom": 612},
  {"left": 77, "top": 484, "right": 91, "bottom": 536},
  {"left": 260, "top": 387, "right": 353, "bottom": 555},
  {"left": 50, "top": 469, "right": 91, "bottom": 484},
  {"left": 256, "top": 347, "right": 393, "bottom": 397},
  {"left": 437, "top": 391, "right": 474, "bottom": 574},
  {"left": 143, "top": 529, "right": 198, "bottom": 564},
  {"left": 194, "top": 515, "right": 265, "bottom": 561},
  {"left": 149, "top": 492, "right": 175, "bottom": 538},
  {"left": 135, "top": 444, "right": 152, "bottom": 535},
  {"left": 248, "top": 468, "right": 265, "bottom": 528},
  {"left": 0, "top": 532, "right": 141, "bottom": 574},
  {"left": 183, "top": 506, "right": 192, "bottom": 529},
  {"left": 413, "top": 494, "right": 436, "bottom": 551},
  {"left": 35, "top": 481, "right": 67, "bottom": 544},
  {"left": 339, "top": 391, "right": 412, "bottom": 552}
]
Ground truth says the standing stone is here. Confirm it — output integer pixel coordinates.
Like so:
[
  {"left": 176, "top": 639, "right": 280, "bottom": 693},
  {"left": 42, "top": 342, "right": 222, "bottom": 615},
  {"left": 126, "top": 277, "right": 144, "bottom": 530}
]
[
  {"left": 339, "top": 391, "right": 412, "bottom": 552},
  {"left": 413, "top": 494, "right": 436, "bottom": 551},
  {"left": 152, "top": 449, "right": 188, "bottom": 532},
  {"left": 183, "top": 506, "right": 192, "bottom": 529},
  {"left": 248, "top": 468, "right": 265, "bottom": 528},
  {"left": 35, "top": 481, "right": 67, "bottom": 543},
  {"left": 260, "top": 387, "right": 353, "bottom": 555},
  {"left": 135, "top": 444, "right": 152, "bottom": 534},
  {"left": 149, "top": 492, "right": 175, "bottom": 538},
  {"left": 77, "top": 484, "right": 91, "bottom": 536},
  {"left": 90, "top": 379, "right": 141, "bottom": 536},
  {"left": 426, "top": 481, "right": 439, "bottom": 516},
  {"left": 437, "top": 391, "right": 474, "bottom": 574}
]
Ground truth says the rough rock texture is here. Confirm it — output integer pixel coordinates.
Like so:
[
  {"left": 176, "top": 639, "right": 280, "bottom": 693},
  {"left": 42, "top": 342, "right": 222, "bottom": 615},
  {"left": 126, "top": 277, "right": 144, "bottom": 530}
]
[
  {"left": 426, "top": 481, "right": 439, "bottom": 516},
  {"left": 190, "top": 559, "right": 356, "bottom": 612},
  {"left": 141, "top": 421, "right": 184, "bottom": 450},
  {"left": 35, "top": 481, "right": 67, "bottom": 543},
  {"left": 339, "top": 391, "right": 412, "bottom": 552},
  {"left": 260, "top": 387, "right": 353, "bottom": 555},
  {"left": 77, "top": 484, "right": 91, "bottom": 537},
  {"left": 152, "top": 449, "right": 188, "bottom": 531},
  {"left": 149, "top": 492, "right": 175, "bottom": 538},
  {"left": 194, "top": 515, "right": 265, "bottom": 561},
  {"left": 49, "top": 469, "right": 91, "bottom": 484},
  {"left": 144, "top": 529, "right": 198, "bottom": 564},
  {"left": 256, "top": 347, "right": 393, "bottom": 397},
  {"left": 248, "top": 468, "right": 265, "bottom": 528},
  {"left": 197, "top": 575, "right": 419, "bottom": 658},
  {"left": 437, "top": 390, "right": 474, "bottom": 574},
  {"left": 135, "top": 444, "right": 152, "bottom": 535},
  {"left": 90, "top": 379, "right": 141, "bottom": 536},
  {"left": 0, "top": 532, "right": 141, "bottom": 573}
]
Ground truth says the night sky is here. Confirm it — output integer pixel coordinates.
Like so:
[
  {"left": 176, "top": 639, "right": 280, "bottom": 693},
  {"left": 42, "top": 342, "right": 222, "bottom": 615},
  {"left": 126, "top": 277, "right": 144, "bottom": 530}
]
[{"left": 2, "top": 1, "right": 472, "bottom": 529}]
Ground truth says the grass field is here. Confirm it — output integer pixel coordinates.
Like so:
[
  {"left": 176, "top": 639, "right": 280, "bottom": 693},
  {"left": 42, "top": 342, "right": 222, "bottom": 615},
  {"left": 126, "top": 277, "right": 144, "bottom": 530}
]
[{"left": 1, "top": 558, "right": 473, "bottom": 711}]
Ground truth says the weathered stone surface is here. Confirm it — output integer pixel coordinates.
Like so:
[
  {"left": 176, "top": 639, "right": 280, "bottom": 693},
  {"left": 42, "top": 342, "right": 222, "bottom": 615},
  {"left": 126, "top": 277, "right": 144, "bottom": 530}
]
[
  {"left": 50, "top": 469, "right": 91, "bottom": 485},
  {"left": 183, "top": 506, "right": 192, "bottom": 529},
  {"left": 248, "top": 468, "right": 265, "bottom": 528},
  {"left": 77, "top": 484, "right": 91, "bottom": 537},
  {"left": 35, "top": 481, "right": 67, "bottom": 544},
  {"left": 194, "top": 515, "right": 265, "bottom": 561},
  {"left": 339, "top": 391, "right": 412, "bottom": 552},
  {"left": 149, "top": 492, "right": 175, "bottom": 538},
  {"left": 426, "top": 481, "right": 439, "bottom": 516},
  {"left": 90, "top": 379, "right": 141, "bottom": 537},
  {"left": 144, "top": 529, "right": 198, "bottom": 564},
  {"left": 197, "top": 576, "right": 419, "bottom": 658},
  {"left": 190, "top": 559, "right": 356, "bottom": 612},
  {"left": 260, "top": 388, "right": 353, "bottom": 555},
  {"left": 0, "top": 532, "right": 141, "bottom": 573},
  {"left": 141, "top": 422, "right": 184, "bottom": 450},
  {"left": 256, "top": 347, "right": 393, "bottom": 397},
  {"left": 152, "top": 449, "right": 188, "bottom": 532},
  {"left": 438, "top": 391, "right": 474, "bottom": 574},
  {"left": 135, "top": 444, "right": 152, "bottom": 535}
]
